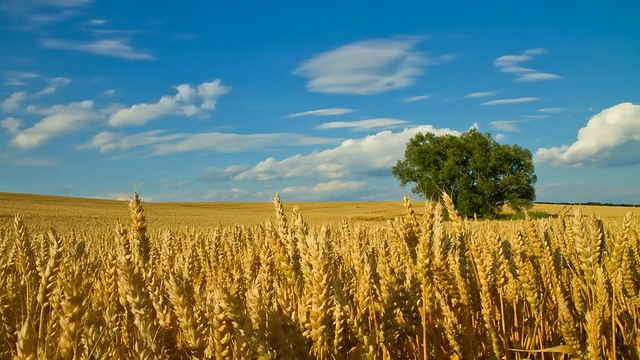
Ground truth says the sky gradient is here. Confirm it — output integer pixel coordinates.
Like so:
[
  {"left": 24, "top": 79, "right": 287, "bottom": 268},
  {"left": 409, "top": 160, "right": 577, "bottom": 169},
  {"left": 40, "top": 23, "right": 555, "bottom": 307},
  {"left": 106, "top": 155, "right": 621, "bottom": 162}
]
[{"left": 1, "top": 0, "right": 639, "bottom": 203}]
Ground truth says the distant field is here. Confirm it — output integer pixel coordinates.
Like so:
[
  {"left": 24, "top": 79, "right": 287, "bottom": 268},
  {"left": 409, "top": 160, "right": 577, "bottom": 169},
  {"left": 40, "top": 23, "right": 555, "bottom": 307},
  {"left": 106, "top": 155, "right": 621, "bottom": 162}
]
[{"left": 1, "top": 192, "right": 637, "bottom": 231}]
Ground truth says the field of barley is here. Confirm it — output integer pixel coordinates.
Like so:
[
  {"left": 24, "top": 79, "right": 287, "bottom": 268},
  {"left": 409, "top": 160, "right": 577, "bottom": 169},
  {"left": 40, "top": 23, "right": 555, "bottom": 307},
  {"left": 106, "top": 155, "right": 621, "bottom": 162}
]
[{"left": 1, "top": 192, "right": 639, "bottom": 359}]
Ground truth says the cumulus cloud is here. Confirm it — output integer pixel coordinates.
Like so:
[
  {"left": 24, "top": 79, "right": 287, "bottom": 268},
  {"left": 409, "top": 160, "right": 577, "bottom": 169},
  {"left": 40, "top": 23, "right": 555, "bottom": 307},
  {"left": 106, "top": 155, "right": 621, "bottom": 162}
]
[
  {"left": 108, "top": 79, "right": 229, "bottom": 127},
  {"left": 286, "top": 108, "right": 354, "bottom": 118},
  {"left": 1, "top": 92, "right": 27, "bottom": 112},
  {"left": 10, "top": 100, "right": 99, "bottom": 149},
  {"left": 317, "top": 118, "right": 408, "bottom": 130},
  {"left": 535, "top": 102, "right": 640, "bottom": 167},
  {"left": 482, "top": 97, "right": 539, "bottom": 105},
  {"left": 42, "top": 38, "right": 154, "bottom": 60},
  {"left": 293, "top": 37, "right": 426, "bottom": 95},
  {"left": 495, "top": 49, "right": 561, "bottom": 82},
  {"left": 234, "top": 125, "right": 459, "bottom": 181}
]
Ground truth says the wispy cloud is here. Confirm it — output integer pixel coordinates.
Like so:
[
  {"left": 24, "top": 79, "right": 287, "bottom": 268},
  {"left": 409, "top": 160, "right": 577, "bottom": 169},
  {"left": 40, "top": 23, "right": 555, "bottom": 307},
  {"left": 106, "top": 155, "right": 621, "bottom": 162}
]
[
  {"left": 34, "top": 77, "right": 72, "bottom": 96},
  {"left": 535, "top": 102, "right": 640, "bottom": 167},
  {"left": 537, "top": 107, "right": 568, "bottom": 113},
  {"left": 286, "top": 108, "right": 354, "bottom": 118},
  {"left": 317, "top": 118, "right": 408, "bottom": 130},
  {"left": 465, "top": 90, "right": 499, "bottom": 98},
  {"left": 1, "top": 0, "right": 90, "bottom": 28},
  {"left": 482, "top": 97, "right": 539, "bottom": 105},
  {"left": 81, "top": 130, "right": 339, "bottom": 155},
  {"left": 9, "top": 100, "right": 100, "bottom": 149},
  {"left": 293, "top": 37, "right": 427, "bottom": 95},
  {"left": 281, "top": 180, "right": 367, "bottom": 200},
  {"left": 4, "top": 71, "right": 39, "bottom": 86},
  {"left": 495, "top": 48, "right": 561, "bottom": 82},
  {"left": 200, "top": 165, "right": 248, "bottom": 183},
  {"left": 42, "top": 39, "right": 154, "bottom": 60},
  {"left": 490, "top": 120, "right": 524, "bottom": 132},
  {"left": 1, "top": 117, "right": 23, "bottom": 135},
  {"left": 108, "top": 79, "right": 229, "bottom": 127},
  {"left": 402, "top": 94, "right": 430, "bottom": 102},
  {"left": 79, "top": 130, "right": 184, "bottom": 153},
  {"left": 1, "top": 92, "right": 27, "bottom": 112}
]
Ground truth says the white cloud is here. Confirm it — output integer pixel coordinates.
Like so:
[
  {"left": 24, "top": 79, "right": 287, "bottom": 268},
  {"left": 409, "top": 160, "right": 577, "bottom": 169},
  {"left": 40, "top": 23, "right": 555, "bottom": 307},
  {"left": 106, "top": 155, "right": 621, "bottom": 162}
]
[
  {"left": 286, "top": 108, "right": 354, "bottom": 118},
  {"left": 495, "top": 133, "right": 507, "bottom": 141},
  {"left": 524, "top": 48, "right": 547, "bottom": 55},
  {"left": 34, "top": 77, "right": 71, "bottom": 96},
  {"left": 403, "top": 94, "right": 430, "bottom": 102},
  {"left": 465, "top": 90, "right": 499, "bottom": 98},
  {"left": 42, "top": 38, "right": 154, "bottom": 60},
  {"left": 10, "top": 100, "right": 99, "bottom": 149},
  {"left": 2, "top": 0, "right": 89, "bottom": 28},
  {"left": 535, "top": 102, "right": 640, "bottom": 167},
  {"left": 495, "top": 49, "right": 561, "bottom": 82},
  {"left": 317, "top": 118, "right": 408, "bottom": 130},
  {"left": 200, "top": 165, "right": 248, "bottom": 183},
  {"left": 234, "top": 125, "right": 459, "bottom": 181},
  {"left": 517, "top": 72, "right": 561, "bottom": 82},
  {"left": 4, "top": 71, "right": 39, "bottom": 86},
  {"left": 88, "top": 19, "right": 107, "bottom": 25},
  {"left": 103, "top": 89, "right": 116, "bottom": 96},
  {"left": 537, "top": 107, "right": 568, "bottom": 113},
  {"left": 152, "top": 132, "right": 336, "bottom": 155},
  {"left": 281, "top": 180, "right": 367, "bottom": 200},
  {"left": 1, "top": 117, "right": 23, "bottom": 135},
  {"left": 293, "top": 37, "right": 426, "bottom": 95},
  {"left": 80, "top": 130, "right": 184, "bottom": 153},
  {"left": 50, "top": 76, "right": 71, "bottom": 85},
  {"left": 490, "top": 120, "right": 523, "bottom": 132},
  {"left": 81, "top": 130, "right": 338, "bottom": 155},
  {"left": 1, "top": 92, "right": 27, "bottom": 112},
  {"left": 36, "top": 86, "right": 56, "bottom": 95},
  {"left": 482, "top": 97, "right": 539, "bottom": 105},
  {"left": 108, "top": 79, "right": 229, "bottom": 127}
]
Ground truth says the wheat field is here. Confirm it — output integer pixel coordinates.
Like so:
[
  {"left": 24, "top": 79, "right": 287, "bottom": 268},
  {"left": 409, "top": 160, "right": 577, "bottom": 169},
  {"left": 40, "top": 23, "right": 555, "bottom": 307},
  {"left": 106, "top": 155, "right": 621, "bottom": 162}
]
[{"left": 0, "top": 192, "right": 639, "bottom": 359}]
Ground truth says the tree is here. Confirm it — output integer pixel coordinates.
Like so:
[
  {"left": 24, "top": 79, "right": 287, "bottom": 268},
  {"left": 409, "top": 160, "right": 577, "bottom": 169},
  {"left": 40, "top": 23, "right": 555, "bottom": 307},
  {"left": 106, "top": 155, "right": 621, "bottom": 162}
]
[{"left": 392, "top": 128, "right": 537, "bottom": 218}]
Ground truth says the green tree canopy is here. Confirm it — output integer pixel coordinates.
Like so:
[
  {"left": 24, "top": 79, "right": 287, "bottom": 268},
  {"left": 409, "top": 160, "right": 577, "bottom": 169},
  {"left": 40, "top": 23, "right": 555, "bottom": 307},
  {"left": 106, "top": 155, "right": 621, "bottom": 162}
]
[{"left": 392, "top": 128, "right": 537, "bottom": 218}]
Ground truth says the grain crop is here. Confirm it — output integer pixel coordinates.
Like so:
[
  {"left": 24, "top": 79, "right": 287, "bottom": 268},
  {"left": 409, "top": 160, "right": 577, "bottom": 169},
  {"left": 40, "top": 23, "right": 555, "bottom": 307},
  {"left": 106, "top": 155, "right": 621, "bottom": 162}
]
[{"left": 0, "top": 192, "right": 638, "bottom": 359}]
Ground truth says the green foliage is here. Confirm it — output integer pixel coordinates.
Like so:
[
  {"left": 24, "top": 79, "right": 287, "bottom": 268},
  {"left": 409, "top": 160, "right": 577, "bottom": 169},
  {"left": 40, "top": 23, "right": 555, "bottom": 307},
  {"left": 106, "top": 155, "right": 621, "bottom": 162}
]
[
  {"left": 392, "top": 128, "right": 537, "bottom": 218},
  {"left": 507, "top": 210, "right": 552, "bottom": 220}
]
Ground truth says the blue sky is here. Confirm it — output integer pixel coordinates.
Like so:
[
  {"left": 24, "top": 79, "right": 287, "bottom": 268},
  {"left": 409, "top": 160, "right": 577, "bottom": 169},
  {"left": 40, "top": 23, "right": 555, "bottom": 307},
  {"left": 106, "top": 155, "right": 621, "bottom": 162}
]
[{"left": 1, "top": 0, "right": 639, "bottom": 203}]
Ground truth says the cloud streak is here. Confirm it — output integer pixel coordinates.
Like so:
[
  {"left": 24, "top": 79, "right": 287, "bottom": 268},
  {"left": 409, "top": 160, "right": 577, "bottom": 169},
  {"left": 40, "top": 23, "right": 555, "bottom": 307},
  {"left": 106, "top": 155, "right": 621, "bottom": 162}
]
[
  {"left": 465, "top": 90, "right": 499, "bottom": 98},
  {"left": 482, "top": 97, "right": 539, "bottom": 105},
  {"left": 286, "top": 108, "right": 354, "bottom": 118},
  {"left": 42, "top": 39, "right": 155, "bottom": 60},
  {"left": 81, "top": 130, "right": 339, "bottom": 155},
  {"left": 495, "top": 49, "right": 561, "bottom": 82},
  {"left": 317, "top": 118, "right": 408, "bottom": 130}
]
